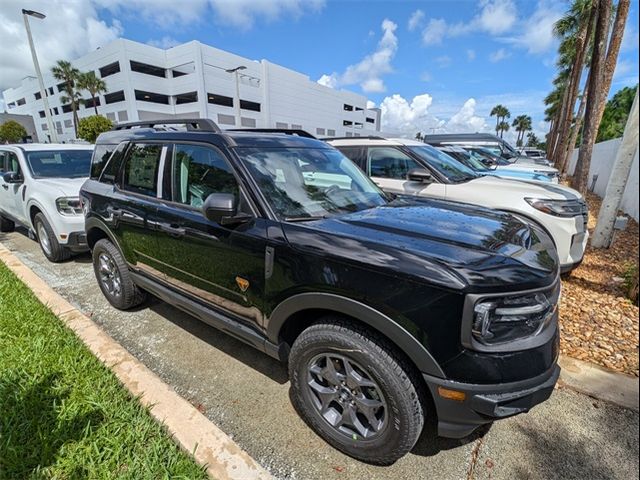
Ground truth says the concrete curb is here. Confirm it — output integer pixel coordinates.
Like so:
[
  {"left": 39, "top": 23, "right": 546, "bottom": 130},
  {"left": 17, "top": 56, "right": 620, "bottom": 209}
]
[
  {"left": 558, "top": 356, "right": 639, "bottom": 411},
  {"left": 0, "top": 244, "right": 273, "bottom": 480}
]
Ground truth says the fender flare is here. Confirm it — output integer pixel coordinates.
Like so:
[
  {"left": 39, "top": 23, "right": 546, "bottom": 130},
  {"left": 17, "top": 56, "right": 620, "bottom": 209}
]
[
  {"left": 85, "top": 216, "right": 125, "bottom": 254},
  {"left": 267, "top": 292, "right": 445, "bottom": 378}
]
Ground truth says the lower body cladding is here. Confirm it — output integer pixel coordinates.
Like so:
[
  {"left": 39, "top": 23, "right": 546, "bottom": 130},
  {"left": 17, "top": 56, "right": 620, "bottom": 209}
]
[
  {"left": 424, "top": 365, "right": 560, "bottom": 438},
  {"left": 63, "top": 231, "right": 89, "bottom": 253}
]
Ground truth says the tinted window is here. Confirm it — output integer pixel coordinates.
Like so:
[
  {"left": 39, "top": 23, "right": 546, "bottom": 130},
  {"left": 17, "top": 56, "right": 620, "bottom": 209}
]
[
  {"left": 91, "top": 144, "right": 116, "bottom": 180},
  {"left": 122, "top": 144, "right": 162, "bottom": 196},
  {"left": 171, "top": 144, "right": 237, "bottom": 208},
  {"left": 367, "top": 147, "right": 422, "bottom": 179},
  {"left": 25, "top": 150, "right": 92, "bottom": 178},
  {"left": 408, "top": 145, "right": 477, "bottom": 183}
]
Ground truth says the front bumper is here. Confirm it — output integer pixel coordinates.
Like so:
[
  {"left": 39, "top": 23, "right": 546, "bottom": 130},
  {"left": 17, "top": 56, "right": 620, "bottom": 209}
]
[
  {"left": 65, "top": 231, "right": 88, "bottom": 252},
  {"left": 423, "top": 364, "right": 560, "bottom": 438}
]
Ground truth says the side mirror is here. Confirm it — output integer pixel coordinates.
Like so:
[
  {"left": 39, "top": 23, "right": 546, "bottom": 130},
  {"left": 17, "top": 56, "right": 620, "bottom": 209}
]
[
  {"left": 202, "top": 193, "right": 251, "bottom": 226},
  {"left": 407, "top": 168, "right": 433, "bottom": 183},
  {"left": 3, "top": 172, "right": 23, "bottom": 184}
]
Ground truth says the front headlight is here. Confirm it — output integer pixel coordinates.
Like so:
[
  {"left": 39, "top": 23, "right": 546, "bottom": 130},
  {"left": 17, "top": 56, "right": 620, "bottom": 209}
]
[
  {"left": 472, "top": 292, "right": 557, "bottom": 346},
  {"left": 56, "top": 197, "right": 83, "bottom": 216},
  {"left": 525, "top": 198, "right": 584, "bottom": 217}
]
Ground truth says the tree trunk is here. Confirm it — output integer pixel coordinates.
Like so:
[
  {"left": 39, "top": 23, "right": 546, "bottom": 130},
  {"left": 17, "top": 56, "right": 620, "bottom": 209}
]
[
  {"left": 93, "top": 93, "right": 99, "bottom": 115},
  {"left": 553, "top": 5, "right": 595, "bottom": 174},
  {"left": 591, "top": 90, "right": 638, "bottom": 248},
  {"left": 572, "top": 0, "right": 612, "bottom": 195},
  {"left": 559, "top": 71, "right": 590, "bottom": 175},
  {"left": 550, "top": 85, "right": 571, "bottom": 164}
]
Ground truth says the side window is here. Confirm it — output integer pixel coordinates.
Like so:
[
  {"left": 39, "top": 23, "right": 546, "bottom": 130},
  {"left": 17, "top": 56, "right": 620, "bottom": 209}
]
[
  {"left": 91, "top": 144, "right": 116, "bottom": 180},
  {"left": 171, "top": 144, "right": 238, "bottom": 208},
  {"left": 367, "top": 147, "right": 421, "bottom": 180},
  {"left": 336, "top": 146, "right": 364, "bottom": 170},
  {"left": 99, "top": 142, "right": 128, "bottom": 185},
  {"left": 0, "top": 152, "right": 6, "bottom": 173},
  {"left": 122, "top": 143, "right": 163, "bottom": 196},
  {"left": 6, "top": 152, "right": 21, "bottom": 174}
]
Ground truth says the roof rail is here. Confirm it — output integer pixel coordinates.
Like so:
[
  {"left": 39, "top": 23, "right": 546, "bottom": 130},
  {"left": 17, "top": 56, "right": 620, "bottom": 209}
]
[
  {"left": 226, "top": 128, "right": 316, "bottom": 139},
  {"left": 322, "top": 136, "right": 387, "bottom": 141},
  {"left": 113, "top": 118, "right": 221, "bottom": 132}
]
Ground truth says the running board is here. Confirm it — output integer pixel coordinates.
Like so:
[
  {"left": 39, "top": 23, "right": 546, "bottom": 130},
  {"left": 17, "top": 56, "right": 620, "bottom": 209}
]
[{"left": 130, "top": 272, "right": 286, "bottom": 361}]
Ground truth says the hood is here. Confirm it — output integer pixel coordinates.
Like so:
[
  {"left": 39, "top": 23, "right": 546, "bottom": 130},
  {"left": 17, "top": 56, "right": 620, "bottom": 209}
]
[
  {"left": 468, "top": 175, "right": 582, "bottom": 201},
  {"left": 497, "top": 164, "right": 558, "bottom": 175},
  {"left": 33, "top": 177, "right": 88, "bottom": 198},
  {"left": 282, "top": 198, "right": 558, "bottom": 292},
  {"left": 489, "top": 169, "right": 552, "bottom": 183}
]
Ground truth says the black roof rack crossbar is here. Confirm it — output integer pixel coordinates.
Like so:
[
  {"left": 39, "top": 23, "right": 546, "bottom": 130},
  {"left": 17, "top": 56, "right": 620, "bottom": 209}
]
[
  {"left": 322, "top": 136, "right": 386, "bottom": 141},
  {"left": 113, "top": 118, "right": 221, "bottom": 132},
  {"left": 226, "top": 128, "right": 316, "bottom": 139}
]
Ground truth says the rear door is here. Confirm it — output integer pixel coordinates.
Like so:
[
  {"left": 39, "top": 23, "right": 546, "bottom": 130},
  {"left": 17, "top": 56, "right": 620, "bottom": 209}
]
[
  {"left": 365, "top": 146, "right": 447, "bottom": 199},
  {"left": 153, "top": 142, "right": 267, "bottom": 329}
]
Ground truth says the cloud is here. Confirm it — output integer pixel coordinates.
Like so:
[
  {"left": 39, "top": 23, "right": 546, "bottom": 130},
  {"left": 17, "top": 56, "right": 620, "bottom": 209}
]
[
  {"left": 379, "top": 93, "right": 489, "bottom": 136},
  {"left": 621, "top": 22, "right": 639, "bottom": 52},
  {"left": 0, "top": 0, "right": 122, "bottom": 93},
  {"left": 317, "top": 19, "right": 398, "bottom": 93},
  {"left": 420, "top": 71, "right": 432, "bottom": 82},
  {"left": 467, "top": 49, "right": 477, "bottom": 61},
  {"left": 489, "top": 48, "right": 511, "bottom": 62},
  {"left": 147, "top": 36, "right": 181, "bottom": 49},
  {"left": 435, "top": 55, "right": 452, "bottom": 68},
  {"left": 408, "top": 9, "right": 425, "bottom": 31},
  {"left": 502, "top": 2, "right": 563, "bottom": 54},
  {"left": 422, "top": 18, "right": 447, "bottom": 45}
]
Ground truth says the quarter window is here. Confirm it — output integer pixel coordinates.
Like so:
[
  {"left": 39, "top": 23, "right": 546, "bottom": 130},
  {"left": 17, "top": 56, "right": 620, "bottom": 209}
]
[
  {"left": 171, "top": 144, "right": 238, "bottom": 208},
  {"left": 367, "top": 147, "right": 422, "bottom": 180},
  {"left": 122, "top": 143, "right": 163, "bottom": 196}
]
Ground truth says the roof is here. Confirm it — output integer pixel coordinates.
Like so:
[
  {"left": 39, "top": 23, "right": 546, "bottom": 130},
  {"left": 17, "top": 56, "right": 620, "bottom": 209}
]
[
  {"left": 422, "top": 133, "right": 504, "bottom": 143},
  {"left": 326, "top": 137, "right": 427, "bottom": 147},
  {"left": 4, "top": 143, "right": 94, "bottom": 151}
]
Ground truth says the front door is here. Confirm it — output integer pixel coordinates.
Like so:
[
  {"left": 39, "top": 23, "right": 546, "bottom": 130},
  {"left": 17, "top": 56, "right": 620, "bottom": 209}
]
[
  {"left": 365, "top": 146, "right": 447, "bottom": 199},
  {"left": 154, "top": 142, "right": 267, "bottom": 329},
  {"left": 0, "top": 151, "right": 28, "bottom": 223}
]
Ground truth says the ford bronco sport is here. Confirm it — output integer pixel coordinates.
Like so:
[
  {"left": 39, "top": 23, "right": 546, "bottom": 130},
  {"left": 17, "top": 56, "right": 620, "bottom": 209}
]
[{"left": 81, "top": 119, "right": 561, "bottom": 464}]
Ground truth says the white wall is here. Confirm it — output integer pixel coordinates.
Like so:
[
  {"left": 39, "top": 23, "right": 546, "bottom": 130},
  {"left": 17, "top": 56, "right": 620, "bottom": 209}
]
[{"left": 569, "top": 138, "right": 639, "bottom": 220}]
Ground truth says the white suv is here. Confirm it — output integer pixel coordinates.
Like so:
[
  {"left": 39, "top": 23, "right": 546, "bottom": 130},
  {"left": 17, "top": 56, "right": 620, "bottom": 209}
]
[
  {"left": 0, "top": 144, "right": 94, "bottom": 262},
  {"left": 328, "top": 137, "right": 588, "bottom": 272}
]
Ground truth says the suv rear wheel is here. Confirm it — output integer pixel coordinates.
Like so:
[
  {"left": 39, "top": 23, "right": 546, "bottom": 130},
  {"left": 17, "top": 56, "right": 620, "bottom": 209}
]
[
  {"left": 0, "top": 215, "right": 15, "bottom": 233},
  {"left": 34, "top": 212, "right": 70, "bottom": 263},
  {"left": 92, "top": 239, "right": 146, "bottom": 310},
  {"left": 289, "top": 318, "right": 425, "bottom": 465}
]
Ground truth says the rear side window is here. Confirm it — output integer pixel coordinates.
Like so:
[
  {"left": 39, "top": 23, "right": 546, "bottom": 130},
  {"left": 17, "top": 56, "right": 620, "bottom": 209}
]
[
  {"left": 0, "top": 151, "right": 6, "bottom": 172},
  {"left": 171, "top": 144, "right": 238, "bottom": 208},
  {"left": 91, "top": 144, "right": 116, "bottom": 180},
  {"left": 335, "top": 146, "right": 365, "bottom": 170},
  {"left": 122, "top": 143, "right": 163, "bottom": 197},
  {"left": 367, "top": 147, "right": 421, "bottom": 179}
]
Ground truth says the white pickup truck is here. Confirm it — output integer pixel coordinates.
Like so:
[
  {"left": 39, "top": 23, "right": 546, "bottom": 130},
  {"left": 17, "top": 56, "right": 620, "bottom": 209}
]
[{"left": 0, "top": 144, "right": 94, "bottom": 262}]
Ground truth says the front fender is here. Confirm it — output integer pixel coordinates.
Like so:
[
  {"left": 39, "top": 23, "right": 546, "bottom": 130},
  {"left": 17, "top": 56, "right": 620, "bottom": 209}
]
[{"left": 267, "top": 292, "right": 446, "bottom": 378}]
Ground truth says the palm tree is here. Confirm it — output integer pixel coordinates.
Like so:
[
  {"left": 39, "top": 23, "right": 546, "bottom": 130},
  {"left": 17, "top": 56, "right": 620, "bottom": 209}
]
[
  {"left": 497, "top": 120, "right": 510, "bottom": 139},
  {"left": 77, "top": 71, "right": 107, "bottom": 115},
  {"left": 526, "top": 132, "right": 540, "bottom": 147},
  {"left": 512, "top": 115, "right": 533, "bottom": 146},
  {"left": 490, "top": 105, "right": 510, "bottom": 136},
  {"left": 52, "top": 60, "right": 81, "bottom": 136}
]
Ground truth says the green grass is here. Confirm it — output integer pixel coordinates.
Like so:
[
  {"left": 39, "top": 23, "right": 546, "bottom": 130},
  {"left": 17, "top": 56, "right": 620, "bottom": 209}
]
[{"left": 0, "top": 261, "right": 208, "bottom": 480}]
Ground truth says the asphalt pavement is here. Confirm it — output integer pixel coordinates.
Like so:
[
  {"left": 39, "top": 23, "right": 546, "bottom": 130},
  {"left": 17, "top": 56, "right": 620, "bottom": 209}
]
[{"left": 2, "top": 228, "right": 638, "bottom": 480}]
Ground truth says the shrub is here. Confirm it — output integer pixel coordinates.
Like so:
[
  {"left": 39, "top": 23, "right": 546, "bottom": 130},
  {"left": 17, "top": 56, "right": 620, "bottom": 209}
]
[
  {"left": 77, "top": 115, "right": 113, "bottom": 143},
  {"left": 623, "top": 263, "right": 639, "bottom": 305},
  {"left": 0, "top": 120, "right": 27, "bottom": 143}
]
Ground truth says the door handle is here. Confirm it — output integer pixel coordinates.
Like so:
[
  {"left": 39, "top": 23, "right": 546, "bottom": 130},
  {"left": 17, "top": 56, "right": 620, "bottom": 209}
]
[
  {"left": 161, "top": 224, "right": 186, "bottom": 237},
  {"left": 1, "top": 184, "right": 7, "bottom": 190}
]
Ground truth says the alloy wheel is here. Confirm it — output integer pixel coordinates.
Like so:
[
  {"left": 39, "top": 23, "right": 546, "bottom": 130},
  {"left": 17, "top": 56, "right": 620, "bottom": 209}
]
[{"left": 98, "top": 252, "right": 122, "bottom": 298}]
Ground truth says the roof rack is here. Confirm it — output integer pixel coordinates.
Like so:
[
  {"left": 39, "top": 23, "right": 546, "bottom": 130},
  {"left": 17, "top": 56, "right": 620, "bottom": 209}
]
[
  {"left": 226, "top": 128, "right": 316, "bottom": 139},
  {"left": 322, "top": 136, "right": 387, "bottom": 141},
  {"left": 113, "top": 118, "right": 221, "bottom": 132}
]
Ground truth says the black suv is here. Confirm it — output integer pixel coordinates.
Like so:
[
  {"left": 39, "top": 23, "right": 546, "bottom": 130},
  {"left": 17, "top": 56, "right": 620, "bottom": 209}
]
[{"left": 81, "top": 119, "right": 561, "bottom": 464}]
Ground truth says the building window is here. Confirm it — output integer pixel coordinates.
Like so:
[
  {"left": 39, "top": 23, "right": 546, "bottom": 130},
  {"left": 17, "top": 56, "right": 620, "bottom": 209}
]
[
  {"left": 16, "top": 98, "right": 26, "bottom": 106},
  {"left": 291, "top": 124, "right": 302, "bottom": 130},
  {"left": 355, "top": 122, "right": 363, "bottom": 129},
  {"left": 34, "top": 92, "right": 41, "bottom": 100},
  {"left": 366, "top": 117, "right": 375, "bottom": 124},
  {"left": 41, "top": 123, "right": 48, "bottom": 131},
  {"left": 217, "top": 114, "right": 236, "bottom": 125},
  {"left": 99, "top": 61, "right": 120, "bottom": 78},
  {"left": 170, "top": 62, "right": 195, "bottom": 77},
  {"left": 106, "top": 112, "right": 116, "bottom": 121},
  {"left": 240, "top": 99, "right": 261, "bottom": 112},
  {"left": 327, "top": 129, "right": 336, "bottom": 136},
  {"left": 38, "top": 110, "right": 46, "bottom": 118},
  {"left": 85, "top": 97, "right": 101, "bottom": 109},
  {"left": 207, "top": 93, "right": 234, "bottom": 107},
  {"left": 48, "top": 87, "right": 54, "bottom": 95},
  {"left": 64, "top": 119, "right": 73, "bottom": 128},
  {"left": 343, "top": 104, "right": 354, "bottom": 111},
  {"left": 275, "top": 122, "right": 288, "bottom": 129},
  {"left": 316, "top": 128, "right": 326, "bottom": 135},
  {"left": 57, "top": 82, "right": 67, "bottom": 92},
  {"left": 135, "top": 90, "right": 169, "bottom": 104},
  {"left": 52, "top": 107, "right": 59, "bottom": 115},
  {"left": 175, "top": 91, "right": 198, "bottom": 104},
  {"left": 105, "top": 90, "right": 125, "bottom": 104},
  {"left": 343, "top": 120, "right": 353, "bottom": 126},
  {"left": 61, "top": 104, "right": 73, "bottom": 113},
  {"left": 8, "top": 103, "right": 16, "bottom": 108},
  {"left": 55, "top": 121, "right": 63, "bottom": 134},
  {"left": 118, "top": 110, "right": 128, "bottom": 122},
  {"left": 130, "top": 60, "right": 166, "bottom": 78},
  {"left": 355, "top": 107, "right": 363, "bottom": 112},
  {"left": 241, "top": 117, "right": 256, "bottom": 128},
  {"left": 345, "top": 132, "right": 353, "bottom": 137}
]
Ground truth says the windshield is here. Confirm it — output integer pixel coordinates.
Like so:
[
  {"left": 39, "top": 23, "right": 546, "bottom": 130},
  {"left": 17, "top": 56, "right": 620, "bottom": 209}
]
[
  {"left": 470, "top": 147, "right": 512, "bottom": 166},
  {"left": 407, "top": 145, "right": 477, "bottom": 183},
  {"left": 444, "top": 149, "right": 490, "bottom": 171},
  {"left": 236, "top": 147, "right": 387, "bottom": 220},
  {"left": 26, "top": 149, "right": 93, "bottom": 178}
]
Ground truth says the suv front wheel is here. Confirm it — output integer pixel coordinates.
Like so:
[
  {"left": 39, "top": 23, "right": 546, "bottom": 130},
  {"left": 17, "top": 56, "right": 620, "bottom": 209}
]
[
  {"left": 289, "top": 318, "right": 425, "bottom": 465},
  {"left": 34, "top": 212, "right": 70, "bottom": 263}
]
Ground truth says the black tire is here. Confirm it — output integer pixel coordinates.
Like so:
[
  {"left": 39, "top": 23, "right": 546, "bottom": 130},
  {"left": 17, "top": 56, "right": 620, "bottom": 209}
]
[
  {"left": 33, "top": 212, "right": 70, "bottom": 263},
  {"left": 0, "top": 214, "right": 15, "bottom": 233},
  {"left": 289, "top": 317, "right": 425, "bottom": 465},
  {"left": 92, "top": 238, "right": 146, "bottom": 310}
]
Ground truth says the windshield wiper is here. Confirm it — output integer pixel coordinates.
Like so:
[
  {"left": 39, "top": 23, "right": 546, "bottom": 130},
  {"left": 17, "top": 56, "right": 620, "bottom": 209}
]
[{"left": 284, "top": 215, "right": 329, "bottom": 222}]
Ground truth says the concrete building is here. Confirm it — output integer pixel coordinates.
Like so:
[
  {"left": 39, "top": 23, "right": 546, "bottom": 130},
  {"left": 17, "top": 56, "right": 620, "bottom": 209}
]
[
  {"left": 2, "top": 39, "right": 381, "bottom": 143},
  {"left": 0, "top": 112, "right": 39, "bottom": 142}
]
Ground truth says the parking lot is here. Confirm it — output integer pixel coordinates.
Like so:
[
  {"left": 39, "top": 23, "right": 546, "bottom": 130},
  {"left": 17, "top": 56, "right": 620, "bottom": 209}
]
[{"left": 2, "top": 228, "right": 638, "bottom": 480}]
